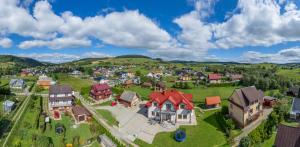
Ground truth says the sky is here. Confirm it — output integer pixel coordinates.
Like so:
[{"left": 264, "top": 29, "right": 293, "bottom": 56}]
[{"left": 1, "top": 0, "right": 300, "bottom": 63}]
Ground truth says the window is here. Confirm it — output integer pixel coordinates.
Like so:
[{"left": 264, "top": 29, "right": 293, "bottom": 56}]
[
  {"left": 166, "top": 104, "right": 172, "bottom": 110},
  {"left": 249, "top": 109, "right": 253, "bottom": 114},
  {"left": 152, "top": 111, "right": 155, "bottom": 116},
  {"left": 153, "top": 102, "right": 157, "bottom": 107},
  {"left": 156, "top": 112, "right": 159, "bottom": 117},
  {"left": 183, "top": 115, "right": 187, "bottom": 119},
  {"left": 180, "top": 104, "right": 185, "bottom": 109},
  {"left": 178, "top": 114, "right": 182, "bottom": 119}
]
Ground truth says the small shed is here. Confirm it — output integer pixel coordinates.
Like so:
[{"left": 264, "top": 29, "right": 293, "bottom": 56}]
[
  {"left": 263, "top": 96, "right": 277, "bottom": 107},
  {"left": 118, "top": 91, "right": 139, "bottom": 107},
  {"left": 3, "top": 100, "right": 15, "bottom": 113},
  {"left": 98, "top": 134, "right": 116, "bottom": 147},
  {"left": 72, "top": 105, "right": 92, "bottom": 123},
  {"left": 205, "top": 96, "right": 221, "bottom": 109}
]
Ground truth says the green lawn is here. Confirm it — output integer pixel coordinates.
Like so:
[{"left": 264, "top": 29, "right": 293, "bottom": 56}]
[
  {"left": 126, "top": 85, "right": 152, "bottom": 100},
  {"left": 56, "top": 73, "right": 93, "bottom": 91},
  {"left": 97, "top": 109, "right": 119, "bottom": 126},
  {"left": 7, "top": 96, "right": 95, "bottom": 147},
  {"left": 261, "top": 132, "right": 276, "bottom": 147},
  {"left": 179, "top": 86, "right": 239, "bottom": 106},
  {"left": 135, "top": 109, "right": 229, "bottom": 147},
  {"left": 43, "top": 115, "right": 93, "bottom": 146}
]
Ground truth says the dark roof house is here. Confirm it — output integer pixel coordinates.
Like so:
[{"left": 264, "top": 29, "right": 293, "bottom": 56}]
[
  {"left": 287, "top": 86, "right": 300, "bottom": 97},
  {"left": 275, "top": 124, "right": 300, "bottom": 147},
  {"left": 49, "top": 85, "right": 74, "bottom": 102}
]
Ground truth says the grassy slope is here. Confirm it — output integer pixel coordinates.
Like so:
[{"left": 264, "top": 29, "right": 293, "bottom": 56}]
[
  {"left": 135, "top": 109, "right": 228, "bottom": 147},
  {"left": 96, "top": 109, "right": 118, "bottom": 126},
  {"left": 56, "top": 74, "right": 93, "bottom": 91}
]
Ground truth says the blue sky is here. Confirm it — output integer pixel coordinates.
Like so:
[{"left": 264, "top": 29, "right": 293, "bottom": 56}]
[{"left": 1, "top": 0, "right": 300, "bottom": 63}]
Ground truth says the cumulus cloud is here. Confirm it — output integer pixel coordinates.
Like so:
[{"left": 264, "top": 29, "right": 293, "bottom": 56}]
[
  {"left": 19, "top": 37, "right": 91, "bottom": 49},
  {"left": 0, "top": 38, "right": 12, "bottom": 48},
  {"left": 241, "top": 47, "right": 300, "bottom": 63},
  {"left": 2, "top": 0, "right": 300, "bottom": 62},
  {"left": 16, "top": 52, "right": 112, "bottom": 63},
  {"left": 0, "top": 0, "right": 171, "bottom": 50}
]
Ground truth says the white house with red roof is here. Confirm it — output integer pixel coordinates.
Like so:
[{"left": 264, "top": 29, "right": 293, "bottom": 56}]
[
  {"left": 146, "top": 89, "right": 194, "bottom": 124},
  {"left": 208, "top": 73, "right": 222, "bottom": 83}
]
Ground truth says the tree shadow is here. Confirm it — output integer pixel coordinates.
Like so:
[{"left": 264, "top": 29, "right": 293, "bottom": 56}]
[
  {"left": 203, "top": 112, "right": 224, "bottom": 133},
  {"left": 0, "top": 118, "right": 12, "bottom": 138}
]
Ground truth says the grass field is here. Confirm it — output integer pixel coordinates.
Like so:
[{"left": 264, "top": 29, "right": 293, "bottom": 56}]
[
  {"left": 277, "top": 68, "right": 300, "bottom": 81},
  {"left": 56, "top": 73, "right": 93, "bottom": 91},
  {"left": 135, "top": 109, "right": 229, "bottom": 147},
  {"left": 97, "top": 109, "right": 119, "bottom": 126},
  {"left": 126, "top": 85, "right": 152, "bottom": 100}
]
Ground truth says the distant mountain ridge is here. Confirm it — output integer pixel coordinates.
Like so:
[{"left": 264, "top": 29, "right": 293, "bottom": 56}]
[{"left": 0, "top": 55, "right": 48, "bottom": 67}]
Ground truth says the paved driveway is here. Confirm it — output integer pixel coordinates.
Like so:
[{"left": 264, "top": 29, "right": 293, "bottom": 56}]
[{"left": 95, "top": 102, "right": 192, "bottom": 144}]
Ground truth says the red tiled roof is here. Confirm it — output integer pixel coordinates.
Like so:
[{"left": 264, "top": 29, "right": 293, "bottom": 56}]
[
  {"left": 205, "top": 96, "right": 221, "bottom": 105},
  {"left": 147, "top": 89, "right": 194, "bottom": 110},
  {"left": 208, "top": 74, "right": 222, "bottom": 80},
  {"left": 91, "top": 83, "right": 111, "bottom": 91},
  {"left": 90, "top": 83, "right": 111, "bottom": 96}
]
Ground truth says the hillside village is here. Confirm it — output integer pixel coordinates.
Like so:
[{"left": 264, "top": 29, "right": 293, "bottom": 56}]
[{"left": 0, "top": 55, "right": 300, "bottom": 147}]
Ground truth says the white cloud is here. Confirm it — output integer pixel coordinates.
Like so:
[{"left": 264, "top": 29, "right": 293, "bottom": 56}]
[
  {"left": 0, "top": 38, "right": 12, "bottom": 48},
  {"left": 16, "top": 52, "right": 112, "bottom": 63},
  {"left": 0, "top": 0, "right": 171, "bottom": 50},
  {"left": 18, "top": 37, "right": 91, "bottom": 49},
  {"left": 241, "top": 47, "right": 300, "bottom": 63}
]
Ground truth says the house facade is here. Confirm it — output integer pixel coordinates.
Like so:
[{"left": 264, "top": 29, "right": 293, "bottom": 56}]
[
  {"left": 90, "top": 83, "right": 112, "bottom": 101},
  {"left": 146, "top": 90, "right": 194, "bottom": 124},
  {"left": 72, "top": 105, "right": 92, "bottom": 123},
  {"left": 48, "top": 85, "right": 74, "bottom": 111},
  {"left": 9, "top": 79, "right": 26, "bottom": 90},
  {"left": 37, "top": 75, "right": 54, "bottom": 89},
  {"left": 228, "top": 86, "right": 264, "bottom": 127},
  {"left": 208, "top": 74, "right": 222, "bottom": 83},
  {"left": 118, "top": 91, "right": 139, "bottom": 107}
]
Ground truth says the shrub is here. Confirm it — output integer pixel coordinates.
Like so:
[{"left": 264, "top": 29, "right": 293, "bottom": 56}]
[{"left": 239, "top": 136, "right": 251, "bottom": 147}]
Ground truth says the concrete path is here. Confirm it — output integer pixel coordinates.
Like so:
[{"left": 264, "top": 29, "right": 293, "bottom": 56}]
[
  {"left": 233, "top": 108, "right": 273, "bottom": 146},
  {"left": 75, "top": 93, "right": 138, "bottom": 147}
]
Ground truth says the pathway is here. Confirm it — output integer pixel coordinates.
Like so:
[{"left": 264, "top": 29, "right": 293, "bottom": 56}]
[
  {"left": 74, "top": 93, "right": 138, "bottom": 147},
  {"left": 2, "top": 92, "right": 32, "bottom": 147}
]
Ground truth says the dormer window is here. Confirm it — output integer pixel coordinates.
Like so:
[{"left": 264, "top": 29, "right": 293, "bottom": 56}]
[
  {"left": 153, "top": 102, "right": 157, "bottom": 107},
  {"left": 180, "top": 104, "right": 185, "bottom": 109}
]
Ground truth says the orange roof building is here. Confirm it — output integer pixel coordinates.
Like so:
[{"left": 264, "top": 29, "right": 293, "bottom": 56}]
[{"left": 205, "top": 96, "right": 221, "bottom": 108}]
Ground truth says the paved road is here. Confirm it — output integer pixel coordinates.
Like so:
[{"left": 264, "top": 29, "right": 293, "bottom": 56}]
[
  {"left": 75, "top": 93, "right": 138, "bottom": 147},
  {"left": 2, "top": 92, "right": 32, "bottom": 147},
  {"left": 233, "top": 108, "right": 273, "bottom": 146}
]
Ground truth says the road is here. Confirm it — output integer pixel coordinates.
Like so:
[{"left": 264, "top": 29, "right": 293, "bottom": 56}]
[
  {"left": 233, "top": 108, "right": 273, "bottom": 146},
  {"left": 2, "top": 89, "right": 32, "bottom": 147},
  {"left": 74, "top": 93, "right": 138, "bottom": 147}
]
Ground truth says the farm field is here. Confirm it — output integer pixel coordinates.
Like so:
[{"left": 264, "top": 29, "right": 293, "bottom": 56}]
[{"left": 277, "top": 68, "right": 300, "bottom": 81}]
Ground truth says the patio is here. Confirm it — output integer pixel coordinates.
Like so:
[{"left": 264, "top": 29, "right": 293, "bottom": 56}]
[{"left": 94, "top": 101, "right": 197, "bottom": 144}]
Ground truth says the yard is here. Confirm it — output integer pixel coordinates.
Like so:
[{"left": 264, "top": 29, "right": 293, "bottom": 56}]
[
  {"left": 97, "top": 109, "right": 119, "bottom": 126},
  {"left": 135, "top": 109, "right": 229, "bottom": 147},
  {"left": 56, "top": 73, "right": 93, "bottom": 91},
  {"left": 7, "top": 95, "right": 99, "bottom": 147}
]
